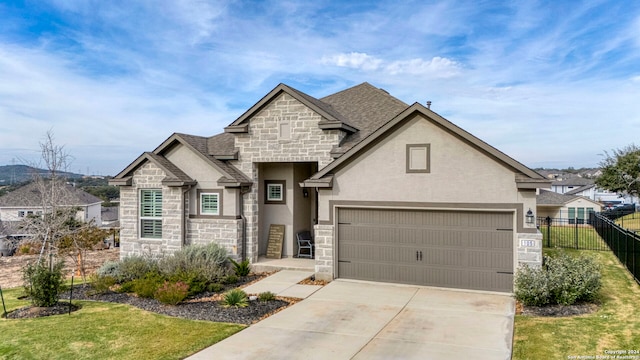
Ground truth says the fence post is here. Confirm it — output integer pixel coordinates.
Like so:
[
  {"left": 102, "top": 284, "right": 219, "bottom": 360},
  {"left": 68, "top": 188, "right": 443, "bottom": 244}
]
[
  {"left": 546, "top": 216, "right": 551, "bottom": 248},
  {"left": 575, "top": 217, "right": 579, "bottom": 249}
]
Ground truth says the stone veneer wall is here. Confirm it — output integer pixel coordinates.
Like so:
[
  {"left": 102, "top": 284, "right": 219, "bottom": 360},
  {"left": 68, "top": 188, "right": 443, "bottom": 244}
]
[
  {"left": 313, "top": 224, "right": 334, "bottom": 281},
  {"left": 119, "top": 162, "right": 184, "bottom": 259},
  {"left": 231, "top": 93, "right": 346, "bottom": 262},
  {"left": 187, "top": 218, "right": 242, "bottom": 258},
  {"left": 516, "top": 231, "right": 543, "bottom": 268}
]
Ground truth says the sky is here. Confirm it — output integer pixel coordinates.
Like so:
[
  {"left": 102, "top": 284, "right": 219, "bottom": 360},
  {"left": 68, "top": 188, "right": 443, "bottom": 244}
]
[{"left": 1, "top": 0, "right": 639, "bottom": 176}]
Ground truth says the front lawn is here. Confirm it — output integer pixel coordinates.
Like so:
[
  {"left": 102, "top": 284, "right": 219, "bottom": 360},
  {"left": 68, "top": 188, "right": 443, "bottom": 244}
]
[
  {"left": 0, "top": 287, "right": 244, "bottom": 360},
  {"left": 513, "top": 250, "right": 640, "bottom": 359},
  {"left": 615, "top": 213, "right": 640, "bottom": 231}
]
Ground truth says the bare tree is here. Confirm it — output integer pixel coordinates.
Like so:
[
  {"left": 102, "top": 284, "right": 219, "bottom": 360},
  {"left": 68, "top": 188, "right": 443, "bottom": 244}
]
[{"left": 19, "top": 131, "right": 78, "bottom": 265}]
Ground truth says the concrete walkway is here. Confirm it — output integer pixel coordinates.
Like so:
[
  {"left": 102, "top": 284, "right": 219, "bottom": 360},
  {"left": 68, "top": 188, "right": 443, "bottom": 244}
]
[
  {"left": 241, "top": 270, "right": 322, "bottom": 299},
  {"left": 187, "top": 274, "right": 515, "bottom": 360}
]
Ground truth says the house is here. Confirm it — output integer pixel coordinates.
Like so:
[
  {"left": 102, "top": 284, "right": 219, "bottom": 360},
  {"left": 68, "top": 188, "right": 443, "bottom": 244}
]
[
  {"left": 110, "top": 82, "right": 550, "bottom": 293},
  {"left": 536, "top": 189, "right": 602, "bottom": 222},
  {"left": 0, "top": 181, "right": 102, "bottom": 226}
]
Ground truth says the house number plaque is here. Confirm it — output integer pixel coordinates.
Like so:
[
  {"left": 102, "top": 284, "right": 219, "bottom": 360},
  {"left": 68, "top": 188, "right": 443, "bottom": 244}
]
[{"left": 266, "top": 224, "right": 285, "bottom": 259}]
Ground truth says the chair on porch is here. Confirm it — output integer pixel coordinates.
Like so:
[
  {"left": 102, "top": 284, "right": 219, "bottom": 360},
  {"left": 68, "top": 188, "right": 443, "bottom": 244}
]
[{"left": 296, "top": 231, "right": 314, "bottom": 259}]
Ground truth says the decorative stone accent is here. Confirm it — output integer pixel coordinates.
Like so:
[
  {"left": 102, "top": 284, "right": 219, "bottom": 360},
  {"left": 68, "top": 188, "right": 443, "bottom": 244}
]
[
  {"left": 516, "top": 231, "right": 543, "bottom": 269},
  {"left": 313, "top": 224, "right": 335, "bottom": 281},
  {"left": 187, "top": 218, "right": 242, "bottom": 258},
  {"left": 230, "top": 93, "right": 347, "bottom": 263}
]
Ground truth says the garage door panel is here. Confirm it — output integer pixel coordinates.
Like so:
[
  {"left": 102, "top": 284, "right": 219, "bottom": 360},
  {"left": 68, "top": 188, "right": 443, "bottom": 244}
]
[{"left": 337, "top": 208, "right": 515, "bottom": 293}]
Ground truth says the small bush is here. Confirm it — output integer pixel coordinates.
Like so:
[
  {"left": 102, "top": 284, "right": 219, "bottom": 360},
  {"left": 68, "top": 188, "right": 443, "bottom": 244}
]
[
  {"left": 118, "top": 281, "right": 135, "bottom": 293},
  {"left": 229, "top": 258, "right": 251, "bottom": 277},
  {"left": 89, "top": 274, "right": 117, "bottom": 295},
  {"left": 514, "top": 265, "right": 550, "bottom": 306},
  {"left": 158, "top": 243, "right": 228, "bottom": 284},
  {"left": 22, "top": 260, "right": 68, "bottom": 307},
  {"left": 169, "top": 270, "right": 208, "bottom": 296},
  {"left": 17, "top": 242, "right": 39, "bottom": 256},
  {"left": 97, "top": 261, "right": 121, "bottom": 279},
  {"left": 222, "top": 275, "right": 238, "bottom": 285},
  {"left": 132, "top": 272, "right": 165, "bottom": 299},
  {"left": 220, "top": 289, "right": 249, "bottom": 308},
  {"left": 155, "top": 281, "right": 189, "bottom": 305},
  {"left": 207, "top": 283, "right": 224, "bottom": 293},
  {"left": 118, "top": 255, "right": 157, "bottom": 282},
  {"left": 258, "top": 291, "right": 276, "bottom": 302},
  {"left": 515, "top": 251, "right": 602, "bottom": 306}
]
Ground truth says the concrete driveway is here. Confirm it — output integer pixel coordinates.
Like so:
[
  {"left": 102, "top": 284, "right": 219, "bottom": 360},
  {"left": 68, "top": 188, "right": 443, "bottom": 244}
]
[{"left": 188, "top": 281, "right": 515, "bottom": 360}]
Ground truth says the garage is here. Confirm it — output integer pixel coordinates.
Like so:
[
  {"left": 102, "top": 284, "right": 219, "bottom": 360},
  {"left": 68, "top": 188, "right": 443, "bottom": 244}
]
[{"left": 337, "top": 208, "right": 515, "bottom": 293}]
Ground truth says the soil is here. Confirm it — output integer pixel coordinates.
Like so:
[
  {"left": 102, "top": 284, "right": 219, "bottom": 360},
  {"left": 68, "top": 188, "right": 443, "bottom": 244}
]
[{"left": 0, "top": 248, "right": 120, "bottom": 289}]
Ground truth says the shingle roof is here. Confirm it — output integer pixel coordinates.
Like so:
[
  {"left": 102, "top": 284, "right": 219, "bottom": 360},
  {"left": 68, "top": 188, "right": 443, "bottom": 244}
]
[
  {"left": 552, "top": 178, "right": 594, "bottom": 186},
  {"left": 565, "top": 184, "right": 595, "bottom": 195},
  {"left": 320, "top": 83, "right": 409, "bottom": 154},
  {"left": 207, "top": 132, "right": 236, "bottom": 157},
  {"left": 537, "top": 190, "right": 577, "bottom": 205},
  {"left": 0, "top": 181, "right": 102, "bottom": 207}
]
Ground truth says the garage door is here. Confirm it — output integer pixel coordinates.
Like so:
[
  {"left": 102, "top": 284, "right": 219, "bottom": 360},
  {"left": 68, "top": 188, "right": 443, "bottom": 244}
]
[{"left": 337, "top": 208, "right": 514, "bottom": 292}]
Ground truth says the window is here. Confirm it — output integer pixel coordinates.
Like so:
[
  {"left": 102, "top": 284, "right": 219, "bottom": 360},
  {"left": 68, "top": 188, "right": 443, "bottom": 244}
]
[
  {"left": 406, "top": 144, "right": 430, "bottom": 173},
  {"left": 200, "top": 192, "right": 220, "bottom": 215},
  {"left": 140, "top": 189, "right": 162, "bottom": 238},
  {"left": 265, "top": 180, "right": 286, "bottom": 204},
  {"left": 18, "top": 211, "right": 25, "bottom": 218}
]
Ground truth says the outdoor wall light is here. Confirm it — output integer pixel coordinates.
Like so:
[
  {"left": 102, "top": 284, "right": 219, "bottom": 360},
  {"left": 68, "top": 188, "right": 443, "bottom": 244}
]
[
  {"left": 526, "top": 208, "right": 535, "bottom": 225},
  {"left": 302, "top": 188, "right": 309, "bottom": 198}
]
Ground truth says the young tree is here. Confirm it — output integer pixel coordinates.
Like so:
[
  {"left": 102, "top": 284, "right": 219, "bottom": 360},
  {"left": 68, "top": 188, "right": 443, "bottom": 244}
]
[
  {"left": 58, "top": 222, "right": 109, "bottom": 283},
  {"left": 596, "top": 144, "right": 640, "bottom": 197},
  {"left": 18, "top": 131, "right": 77, "bottom": 265}
]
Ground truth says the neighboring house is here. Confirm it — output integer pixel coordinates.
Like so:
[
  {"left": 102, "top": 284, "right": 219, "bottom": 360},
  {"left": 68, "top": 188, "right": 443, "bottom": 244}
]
[
  {"left": 110, "top": 82, "right": 550, "bottom": 293},
  {"left": 0, "top": 182, "right": 103, "bottom": 226},
  {"left": 550, "top": 177, "right": 595, "bottom": 194},
  {"left": 101, "top": 206, "right": 119, "bottom": 228},
  {"left": 536, "top": 190, "right": 602, "bottom": 222}
]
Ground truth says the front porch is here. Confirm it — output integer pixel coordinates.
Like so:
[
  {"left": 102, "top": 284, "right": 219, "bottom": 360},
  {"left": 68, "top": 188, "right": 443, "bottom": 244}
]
[{"left": 252, "top": 256, "right": 315, "bottom": 273}]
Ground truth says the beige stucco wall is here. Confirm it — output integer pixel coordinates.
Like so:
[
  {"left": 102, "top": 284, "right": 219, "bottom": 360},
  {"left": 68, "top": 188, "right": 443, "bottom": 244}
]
[{"left": 320, "top": 114, "right": 530, "bottom": 222}]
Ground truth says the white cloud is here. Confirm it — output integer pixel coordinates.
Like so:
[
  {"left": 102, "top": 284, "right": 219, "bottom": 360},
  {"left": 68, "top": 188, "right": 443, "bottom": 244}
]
[
  {"left": 321, "top": 52, "right": 461, "bottom": 78},
  {"left": 320, "top": 52, "right": 383, "bottom": 71}
]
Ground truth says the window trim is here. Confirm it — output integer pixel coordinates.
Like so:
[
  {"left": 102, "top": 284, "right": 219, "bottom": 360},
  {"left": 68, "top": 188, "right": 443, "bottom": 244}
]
[
  {"left": 406, "top": 144, "right": 431, "bottom": 173},
  {"left": 265, "top": 180, "right": 286, "bottom": 204},
  {"left": 198, "top": 189, "right": 222, "bottom": 216},
  {"left": 140, "top": 189, "right": 162, "bottom": 239}
]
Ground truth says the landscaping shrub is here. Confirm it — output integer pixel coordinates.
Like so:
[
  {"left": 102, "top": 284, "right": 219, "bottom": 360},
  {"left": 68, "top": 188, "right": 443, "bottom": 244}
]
[
  {"left": 220, "top": 289, "right": 248, "bottom": 308},
  {"left": 515, "top": 251, "right": 602, "bottom": 306},
  {"left": 118, "top": 255, "right": 157, "bottom": 283},
  {"left": 89, "top": 274, "right": 117, "bottom": 295},
  {"left": 258, "top": 291, "right": 276, "bottom": 302},
  {"left": 17, "top": 242, "right": 40, "bottom": 256},
  {"left": 154, "top": 281, "right": 189, "bottom": 305},
  {"left": 158, "top": 243, "right": 228, "bottom": 284},
  {"left": 514, "top": 265, "right": 550, "bottom": 306},
  {"left": 118, "top": 281, "right": 135, "bottom": 293},
  {"left": 132, "top": 272, "right": 165, "bottom": 299},
  {"left": 207, "top": 283, "right": 224, "bottom": 293},
  {"left": 169, "top": 270, "right": 208, "bottom": 297},
  {"left": 222, "top": 275, "right": 238, "bottom": 285},
  {"left": 229, "top": 258, "right": 251, "bottom": 277},
  {"left": 22, "top": 260, "right": 68, "bottom": 307},
  {"left": 97, "top": 260, "right": 121, "bottom": 279}
]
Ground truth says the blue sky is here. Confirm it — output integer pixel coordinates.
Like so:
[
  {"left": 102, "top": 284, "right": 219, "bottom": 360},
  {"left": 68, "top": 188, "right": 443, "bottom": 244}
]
[{"left": 1, "top": 0, "right": 639, "bottom": 175}]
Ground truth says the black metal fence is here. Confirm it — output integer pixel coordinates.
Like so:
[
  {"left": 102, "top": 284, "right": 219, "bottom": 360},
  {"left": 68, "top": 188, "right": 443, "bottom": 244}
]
[
  {"left": 537, "top": 216, "right": 610, "bottom": 251},
  {"left": 591, "top": 213, "right": 640, "bottom": 284}
]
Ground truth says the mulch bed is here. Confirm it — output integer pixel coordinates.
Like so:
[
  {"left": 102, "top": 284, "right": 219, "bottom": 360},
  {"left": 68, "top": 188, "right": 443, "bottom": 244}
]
[
  {"left": 5, "top": 273, "right": 298, "bottom": 325},
  {"left": 517, "top": 301, "right": 599, "bottom": 317}
]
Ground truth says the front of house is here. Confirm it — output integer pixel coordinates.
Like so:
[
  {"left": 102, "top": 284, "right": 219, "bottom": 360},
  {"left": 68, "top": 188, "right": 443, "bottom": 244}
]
[{"left": 110, "top": 83, "right": 550, "bottom": 293}]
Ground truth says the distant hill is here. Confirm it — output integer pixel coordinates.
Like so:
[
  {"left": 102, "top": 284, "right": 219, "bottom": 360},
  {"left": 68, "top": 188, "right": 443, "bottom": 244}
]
[{"left": 0, "top": 165, "right": 83, "bottom": 184}]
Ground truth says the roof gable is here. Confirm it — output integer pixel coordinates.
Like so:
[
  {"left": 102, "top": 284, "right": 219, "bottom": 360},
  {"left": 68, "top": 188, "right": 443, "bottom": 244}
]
[
  {"left": 110, "top": 152, "right": 196, "bottom": 187},
  {"left": 537, "top": 190, "right": 601, "bottom": 207},
  {"left": 225, "top": 83, "right": 357, "bottom": 133},
  {"left": 307, "top": 102, "right": 547, "bottom": 185}
]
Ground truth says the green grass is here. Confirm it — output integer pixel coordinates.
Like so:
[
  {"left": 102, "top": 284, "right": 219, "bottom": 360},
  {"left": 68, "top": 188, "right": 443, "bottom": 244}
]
[
  {"left": 540, "top": 225, "right": 608, "bottom": 250},
  {"left": 615, "top": 213, "right": 640, "bottom": 231},
  {"left": 0, "top": 287, "right": 245, "bottom": 360},
  {"left": 513, "top": 250, "right": 640, "bottom": 359}
]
